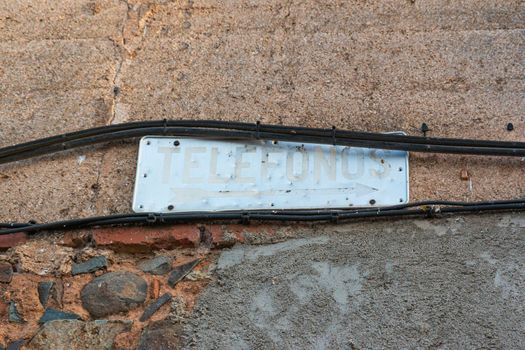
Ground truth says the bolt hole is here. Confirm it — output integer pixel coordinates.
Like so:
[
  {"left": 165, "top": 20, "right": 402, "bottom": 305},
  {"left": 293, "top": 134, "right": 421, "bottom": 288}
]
[
  {"left": 399, "top": 198, "right": 403, "bottom": 203},
  {"left": 369, "top": 199, "right": 376, "bottom": 205},
  {"left": 270, "top": 203, "right": 275, "bottom": 207},
  {"left": 146, "top": 141, "right": 151, "bottom": 145},
  {"left": 174, "top": 140, "right": 180, "bottom": 146},
  {"left": 139, "top": 205, "right": 144, "bottom": 209},
  {"left": 167, "top": 205, "right": 174, "bottom": 211},
  {"left": 143, "top": 173, "right": 147, "bottom": 178},
  {"left": 398, "top": 167, "right": 403, "bottom": 171},
  {"left": 272, "top": 140, "right": 278, "bottom": 145}
]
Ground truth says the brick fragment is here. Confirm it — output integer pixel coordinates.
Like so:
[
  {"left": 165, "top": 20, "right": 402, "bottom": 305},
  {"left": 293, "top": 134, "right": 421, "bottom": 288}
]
[
  {"left": 0, "top": 233, "right": 27, "bottom": 250},
  {"left": 206, "top": 225, "right": 239, "bottom": 248},
  {"left": 205, "top": 224, "right": 289, "bottom": 248},
  {"left": 151, "top": 278, "right": 161, "bottom": 299},
  {"left": 58, "top": 231, "right": 91, "bottom": 248},
  {"left": 92, "top": 225, "right": 200, "bottom": 252},
  {"left": 0, "top": 300, "right": 7, "bottom": 320}
]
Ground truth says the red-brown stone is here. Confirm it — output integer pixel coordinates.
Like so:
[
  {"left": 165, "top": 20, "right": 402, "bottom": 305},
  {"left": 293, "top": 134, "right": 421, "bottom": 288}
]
[
  {"left": 0, "top": 233, "right": 27, "bottom": 250},
  {"left": 206, "top": 225, "right": 241, "bottom": 248},
  {"left": 93, "top": 225, "right": 200, "bottom": 252},
  {"left": 151, "top": 278, "right": 161, "bottom": 299},
  {"left": 0, "top": 300, "right": 7, "bottom": 321},
  {"left": 58, "top": 230, "right": 91, "bottom": 248}
]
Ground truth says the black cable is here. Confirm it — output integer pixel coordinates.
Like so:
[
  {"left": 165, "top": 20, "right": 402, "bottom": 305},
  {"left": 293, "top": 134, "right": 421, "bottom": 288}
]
[
  {"left": 1, "top": 199, "right": 524, "bottom": 235},
  {"left": 0, "top": 120, "right": 248, "bottom": 158},
  {"left": 5, "top": 126, "right": 524, "bottom": 158},
  {"left": 1, "top": 126, "right": 525, "bottom": 165},
  {"left": 1, "top": 120, "right": 525, "bottom": 164},
  {"left": 3, "top": 119, "right": 525, "bottom": 157},
  {"left": 3, "top": 198, "right": 523, "bottom": 229},
  {"left": 0, "top": 121, "right": 523, "bottom": 234}
]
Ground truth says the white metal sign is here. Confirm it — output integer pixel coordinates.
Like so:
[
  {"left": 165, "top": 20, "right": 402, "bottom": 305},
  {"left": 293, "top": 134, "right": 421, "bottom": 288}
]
[{"left": 132, "top": 137, "right": 409, "bottom": 212}]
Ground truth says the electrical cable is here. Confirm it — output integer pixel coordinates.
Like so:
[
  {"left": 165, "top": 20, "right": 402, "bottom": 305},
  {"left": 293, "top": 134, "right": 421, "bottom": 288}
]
[
  {"left": 0, "top": 127, "right": 523, "bottom": 164},
  {"left": 0, "top": 121, "right": 523, "bottom": 235},
  {"left": 3, "top": 198, "right": 523, "bottom": 228},
  {"left": 1, "top": 199, "right": 524, "bottom": 235},
  {"left": 1, "top": 120, "right": 525, "bottom": 165}
]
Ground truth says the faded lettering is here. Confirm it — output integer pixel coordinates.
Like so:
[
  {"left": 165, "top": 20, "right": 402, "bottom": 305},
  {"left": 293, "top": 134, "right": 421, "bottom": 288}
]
[
  {"left": 235, "top": 146, "right": 257, "bottom": 183},
  {"left": 286, "top": 148, "right": 308, "bottom": 181},
  {"left": 182, "top": 147, "right": 206, "bottom": 183},
  {"left": 158, "top": 146, "right": 180, "bottom": 184},
  {"left": 157, "top": 142, "right": 394, "bottom": 185},
  {"left": 369, "top": 150, "right": 390, "bottom": 178},
  {"left": 209, "top": 147, "right": 229, "bottom": 183},
  {"left": 314, "top": 146, "right": 336, "bottom": 181},
  {"left": 342, "top": 147, "right": 364, "bottom": 180},
  {"left": 261, "top": 150, "right": 282, "bottom": 179}
]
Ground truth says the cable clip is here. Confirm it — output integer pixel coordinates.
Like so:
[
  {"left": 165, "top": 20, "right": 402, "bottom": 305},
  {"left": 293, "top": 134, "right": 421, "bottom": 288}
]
[
  {"left": 331, "top": 126, "right": 337, "bottom": 146},
  {"left": 330, "top": 212, "right": 339, "bottom": 224},
  {"left": 425, "top": 205, "right": 439, "bottom": 218},
  {"left": 146, "top": 213, "right": 157, "bottom": 224},
  {"left": 255, "top": 121, "right": 261, "bottom": 140},
  {"left": 241, "top": 212, "right": 251, "bottom": 225},
  {"left": 162, "top": 118, "right": 168, "bottom": 135}
]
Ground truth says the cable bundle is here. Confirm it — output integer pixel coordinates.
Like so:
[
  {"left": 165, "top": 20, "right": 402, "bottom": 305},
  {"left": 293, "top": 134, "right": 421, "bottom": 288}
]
[
  {"left": 0, "top": 120, "right": 524, "bottom": 165},
  {"left": 0, "top": 120, "right": 523, "bottom": 235},
  {"left": 1, "top": 199, "right": 524, "bottom": 235}
]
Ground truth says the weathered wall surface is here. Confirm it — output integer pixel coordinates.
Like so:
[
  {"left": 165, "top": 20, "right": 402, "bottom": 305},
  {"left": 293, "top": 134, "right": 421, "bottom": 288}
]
[
  {"left": 0, "top": 0, "right": 524, "bottom": 222},
  {"left": 0, "top": 1, "right": 525, "bottom": 349},
  {"left": 184, "top": 214, "right": 525, "bottom": 349}
]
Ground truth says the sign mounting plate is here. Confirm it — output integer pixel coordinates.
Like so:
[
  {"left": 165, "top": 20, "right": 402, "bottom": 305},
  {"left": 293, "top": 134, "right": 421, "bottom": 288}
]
[{"left": 132, "top": 137, "right": 409, "bottom": 212}]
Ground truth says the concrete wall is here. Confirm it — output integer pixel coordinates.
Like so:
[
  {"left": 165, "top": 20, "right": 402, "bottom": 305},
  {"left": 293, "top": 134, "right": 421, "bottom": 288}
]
[{"left": 184, "top": 214, "right": 525, "bottom": 349}]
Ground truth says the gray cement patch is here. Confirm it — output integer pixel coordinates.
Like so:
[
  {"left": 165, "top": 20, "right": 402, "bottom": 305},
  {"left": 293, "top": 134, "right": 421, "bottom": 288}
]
[
  {"left": 183, "top": 213, "right": 525, "bottom": 349},
  {"left": 217, "top": 236, "right": 330, "bottom": 270}
]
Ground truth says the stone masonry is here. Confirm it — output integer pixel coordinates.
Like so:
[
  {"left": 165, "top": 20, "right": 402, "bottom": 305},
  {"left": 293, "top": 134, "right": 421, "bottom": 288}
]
[{"left": 0, "top": 0, "right": 524, "bottom": 349}]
